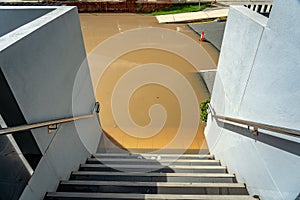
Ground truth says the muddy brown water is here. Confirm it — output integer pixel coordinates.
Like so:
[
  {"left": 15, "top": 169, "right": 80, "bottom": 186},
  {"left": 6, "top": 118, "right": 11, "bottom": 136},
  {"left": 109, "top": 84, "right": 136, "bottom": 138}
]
[{"left": 79, "top": 13, "right": 219, "bottom": 153}]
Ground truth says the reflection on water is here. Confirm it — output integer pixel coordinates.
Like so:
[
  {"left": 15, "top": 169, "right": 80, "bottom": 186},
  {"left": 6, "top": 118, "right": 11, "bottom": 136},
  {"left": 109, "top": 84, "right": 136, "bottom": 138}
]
[{"left": 79, "top": 13, "right": 219, "bottom": 152}]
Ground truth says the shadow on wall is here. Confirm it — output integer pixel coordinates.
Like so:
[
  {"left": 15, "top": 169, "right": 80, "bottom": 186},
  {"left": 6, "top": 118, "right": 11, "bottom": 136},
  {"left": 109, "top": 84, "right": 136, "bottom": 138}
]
[
  {"left": 0, "top": 68, "right": 42, "bottom": 200},
  {"left": 215, "top": 119, "right": 300, "bottom": 157}
]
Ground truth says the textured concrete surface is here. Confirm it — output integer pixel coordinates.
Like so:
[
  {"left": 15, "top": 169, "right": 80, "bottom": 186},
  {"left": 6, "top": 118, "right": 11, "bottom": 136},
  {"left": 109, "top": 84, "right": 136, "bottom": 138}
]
[
  {"left": 79, "top": 13, "right": 218, "bottom": 152},
  {"left": 205, "top": 2, "right": 300, "bottom": 200},
  {"left": 0, "top": 8, "right": 53, "bottom": 37},
  {"left": 0, "top": 6, "right": 101, "bottom": 200},
  {"left": 189, "top": 21, "right": 226, "bottom": 50},
  {"left": 156, "top": 8, "right": 229, "bottom": 23},
  {"left": 0, "top": 135, "right": 31, "bottom": 200},
  {"left": 217, "top": 0, "right": 273, "bottom": 5},
  {"left": 199, "top": 69, "right": 217, "bottom": 95}
]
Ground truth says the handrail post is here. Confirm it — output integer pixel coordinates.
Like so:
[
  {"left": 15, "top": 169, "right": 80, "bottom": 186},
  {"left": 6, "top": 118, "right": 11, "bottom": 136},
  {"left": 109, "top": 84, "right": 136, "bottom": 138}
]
[{"left": 206, "top": 103, "right": 216, "bottom": 116}]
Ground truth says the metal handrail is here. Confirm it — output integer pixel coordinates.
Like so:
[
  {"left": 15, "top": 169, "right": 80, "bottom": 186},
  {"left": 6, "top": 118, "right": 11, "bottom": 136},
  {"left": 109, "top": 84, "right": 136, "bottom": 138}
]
[
  {"left": 207, "top": 103, "right": 300, "bottom": 137},
  {"left": 0, "top": 114, "right": 95, "bottom": 136}
]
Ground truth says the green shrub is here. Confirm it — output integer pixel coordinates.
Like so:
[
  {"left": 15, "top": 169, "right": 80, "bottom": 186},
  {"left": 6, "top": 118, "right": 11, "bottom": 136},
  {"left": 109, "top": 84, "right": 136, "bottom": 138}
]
[
  {"left": 151, "top": 4, "right": 210, "bottom": 16},
  {"left": 137, "top": 3, "right": 142, "bottom": 12},
  {"left": 200, "top": 99, "right": 210, "bottom": 122}
]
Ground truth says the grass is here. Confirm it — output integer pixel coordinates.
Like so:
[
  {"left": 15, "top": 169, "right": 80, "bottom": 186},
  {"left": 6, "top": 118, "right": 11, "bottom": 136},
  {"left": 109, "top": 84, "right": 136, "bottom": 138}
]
[{"left": 151, "top": 4, "right": 210, "bottom": 16}]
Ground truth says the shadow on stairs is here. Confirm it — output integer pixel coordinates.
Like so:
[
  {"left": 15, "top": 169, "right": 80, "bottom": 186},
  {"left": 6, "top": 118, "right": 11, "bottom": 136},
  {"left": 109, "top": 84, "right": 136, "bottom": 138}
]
[{"left": 45, "top": 152, "right": 258, "bottom": 200}]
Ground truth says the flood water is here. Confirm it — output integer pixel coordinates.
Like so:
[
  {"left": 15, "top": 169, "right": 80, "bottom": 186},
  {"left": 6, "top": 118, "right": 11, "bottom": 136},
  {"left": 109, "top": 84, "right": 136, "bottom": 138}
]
[{"left": 79, "top": 13, "right": 219, "bottom": 153}]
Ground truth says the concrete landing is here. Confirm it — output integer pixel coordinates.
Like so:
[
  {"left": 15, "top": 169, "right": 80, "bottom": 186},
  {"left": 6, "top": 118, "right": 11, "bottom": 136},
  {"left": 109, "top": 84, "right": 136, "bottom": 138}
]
[
  {"left": 217, "top": 0, "right": 273, "bottom": 5},
  {"left": 156, "top": 8, "right": 229, "bottom": 23},
  {"left": 188, "top": 21, "right": 226, "bottom": 50}
]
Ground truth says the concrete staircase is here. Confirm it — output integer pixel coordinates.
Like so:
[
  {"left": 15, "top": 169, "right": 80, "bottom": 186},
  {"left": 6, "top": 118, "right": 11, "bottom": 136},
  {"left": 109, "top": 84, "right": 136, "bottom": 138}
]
[{"left": 45, "top": 153, "right": 257, "bottom": 200}]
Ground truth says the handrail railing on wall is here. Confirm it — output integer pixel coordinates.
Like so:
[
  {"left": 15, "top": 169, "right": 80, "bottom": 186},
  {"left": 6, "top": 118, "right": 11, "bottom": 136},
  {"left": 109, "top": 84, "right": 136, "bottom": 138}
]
[
  {"left": 0, "top": 114, "right": 95, "bottom": 136},
  {"left": 207, "top": 103, "right": 300, "bottom": 138},
  {"left": 0, "top": 102, "right": 100, "bottom": 136}
]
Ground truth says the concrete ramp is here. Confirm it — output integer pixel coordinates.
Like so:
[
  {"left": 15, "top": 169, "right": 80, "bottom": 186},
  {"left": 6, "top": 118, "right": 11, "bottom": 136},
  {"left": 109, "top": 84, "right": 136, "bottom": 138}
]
[{"left": 156, "top": 8, "right": 229, "bottom": 23}]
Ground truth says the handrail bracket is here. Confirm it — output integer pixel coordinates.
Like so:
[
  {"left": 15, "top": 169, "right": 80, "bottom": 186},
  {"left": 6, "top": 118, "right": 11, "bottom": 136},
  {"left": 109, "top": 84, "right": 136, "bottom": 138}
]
[
  {"left": 247, "top": 126, "right": 259, "bottom": 136},
  {"left": 253, "top": 127, "right": 259, "bottom": 136},
  {"left": 48, "top": 124, "right": 58, "bottom": 133}
]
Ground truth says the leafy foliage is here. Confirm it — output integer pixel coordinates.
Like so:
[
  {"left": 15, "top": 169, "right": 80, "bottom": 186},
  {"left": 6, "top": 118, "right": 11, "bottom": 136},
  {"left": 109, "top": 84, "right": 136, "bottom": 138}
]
[
  {"left": 200, "top": 99, "right": 210, "bottom": 122},
  {"left": 151, "top": 4, "right": 210, "bottom": 16}
]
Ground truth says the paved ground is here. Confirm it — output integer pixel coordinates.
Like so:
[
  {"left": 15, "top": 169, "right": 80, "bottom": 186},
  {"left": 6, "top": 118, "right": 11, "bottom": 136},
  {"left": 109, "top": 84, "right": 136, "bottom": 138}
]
[
  {"left": 216, "top": 0, "right": 273, "bottom": 5},
  {"left": 156, "top": 8, "right": 229, "bottom": 23},
  {"left": 80, "top": 13, "right": 218, "bottom": 151},
  {"left": 155, "top": 0, "right": 272, "bottom": 23},
  {"left": 188, "top": 21, "right": 226, "bottom": 50}
]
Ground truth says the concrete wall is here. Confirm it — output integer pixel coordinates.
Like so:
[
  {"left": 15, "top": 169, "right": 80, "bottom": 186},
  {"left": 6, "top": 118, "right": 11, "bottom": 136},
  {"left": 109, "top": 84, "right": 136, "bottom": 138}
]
[
  {"left": 0, "top": 68, "right": 38, "bottom": 200},
  {"left": 0, "top": 8, "right": 54, "bottom": 37},
  {"left": 199, "top": 69, "right": 217, "bottom": 95},
  {"left": 205, "top": 2, "right": 300, "bottom": 200},
  {"left": 0, "top": 6, "right": 102, "bottom": 199}
]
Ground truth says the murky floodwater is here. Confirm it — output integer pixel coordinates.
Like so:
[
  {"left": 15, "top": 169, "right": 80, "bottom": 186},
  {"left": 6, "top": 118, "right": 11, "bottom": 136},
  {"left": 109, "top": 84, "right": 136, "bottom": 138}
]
[{"left": 79, "top": 13, "right": 219, "bottom": 153}]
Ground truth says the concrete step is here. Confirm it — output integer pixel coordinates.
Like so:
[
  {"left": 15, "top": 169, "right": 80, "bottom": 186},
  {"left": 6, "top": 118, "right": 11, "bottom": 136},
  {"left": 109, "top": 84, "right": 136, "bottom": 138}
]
[
  {"left": 86, "top": 158, "right": 221, "bottom": 166},
  {"left": 57, "top": 181, "right": 248, "bottom": 195},
  {"left": 44, "top": 153, "right": 254, "bottom": 200},
  {"left": 71, "top": 171, "right": 235, "bottom": 183},
  {"left": 79, "top": 164, "right": 227, "bottom": 173},
  {"left": 46, "top": 192, "right": 258, "bottom": 200},
  {"left": 93, "top": 153, "right": 214, "bottom": 160}
]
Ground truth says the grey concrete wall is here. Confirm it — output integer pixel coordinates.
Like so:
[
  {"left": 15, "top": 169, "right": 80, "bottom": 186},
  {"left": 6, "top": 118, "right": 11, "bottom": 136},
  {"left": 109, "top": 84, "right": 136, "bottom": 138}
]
[
  {"left": 0, "top": 7, "right": 54, "bottom": 37},
  {"left": 205, "top": 2, "right": 300, "bottom": 200},
  {"left": 0, "top": 6, "right": 102, "bottom": 199},
  {"left": 0, "top": 68, "right": 39, "bottom": 200},
  {"left": 0, "top": 135, "right": 31, "bottom": 199},
  {"left": 199, "top": 69, "right": 217, "bottom": 95}
]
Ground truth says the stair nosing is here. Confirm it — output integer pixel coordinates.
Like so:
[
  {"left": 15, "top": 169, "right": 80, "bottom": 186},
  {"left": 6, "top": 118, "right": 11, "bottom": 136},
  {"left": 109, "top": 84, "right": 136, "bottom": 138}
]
[
  {"left": 93, "top": 153, "right": 213, "bottom": 158},
  {"left": 47, "top": 192, "right": 256, "bottom": 199},
  {"left": 80, "top": 164, "right": 226, "bottom": 169},
  {"left": 87, "top": 158, "right": 220, "bottom": 163},
  {"left": 71, "top": 171, "right": 234, "bottom": 178},
  {"left": 60, "top": 180, "right": 245, "bottom": 188}
]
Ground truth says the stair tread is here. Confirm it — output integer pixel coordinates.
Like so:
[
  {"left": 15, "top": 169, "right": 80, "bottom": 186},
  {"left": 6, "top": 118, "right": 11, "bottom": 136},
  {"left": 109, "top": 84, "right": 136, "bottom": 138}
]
[
  {"left": 72, "top": 171, "right": 234, "bottom": 178},
  {"left": 46, "top": 153, "right": 253, "bottom": 200},
  {"left": 93, "top": 153, "right": 213, "bottom": 158},
  {"left": 80, "top": 164, "right": 226, "bottom": 169},
  {"left": 87, "top": 158, "right": 219, "bottom": 163},
  {"left": 47, "top": 192, "right": 256, "bottom": 199},
  {"left": 60, "top": 180, "right": 245, "bottom": 188}
]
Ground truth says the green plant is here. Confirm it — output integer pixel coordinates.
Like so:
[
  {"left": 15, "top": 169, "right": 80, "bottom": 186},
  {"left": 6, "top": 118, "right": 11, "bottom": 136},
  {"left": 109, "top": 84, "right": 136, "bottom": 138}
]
[
  {"left": 137, "top": 3, "right": 142, "bottom": 12},
  {"left": 200, "top": 99, "right": 210, "bottom": 122},
  {"left": 151, "top": 4, "right": 210, "bottom": 16}
]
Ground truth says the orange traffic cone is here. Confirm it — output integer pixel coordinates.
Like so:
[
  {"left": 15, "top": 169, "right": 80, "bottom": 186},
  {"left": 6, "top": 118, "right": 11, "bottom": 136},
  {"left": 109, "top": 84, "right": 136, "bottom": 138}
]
[{"left": 200, "top": 31, "right": 206, "bottom": 41}]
